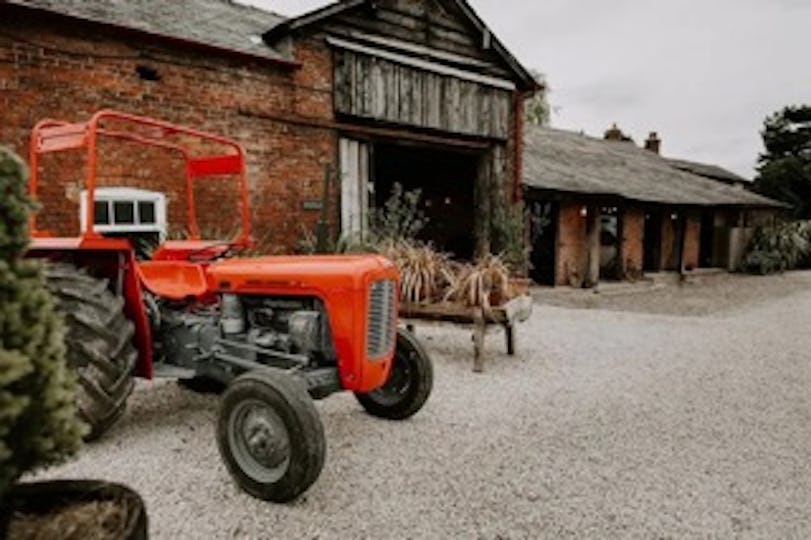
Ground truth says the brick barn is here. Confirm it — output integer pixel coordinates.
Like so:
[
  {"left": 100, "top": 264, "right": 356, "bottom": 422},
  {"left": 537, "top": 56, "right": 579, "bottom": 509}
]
[
  {"left": 0, "top": 0, "right": 537, "bottom": 257},
  {"left": 523, "top": 126, "right": 784, "bottom": 287}
]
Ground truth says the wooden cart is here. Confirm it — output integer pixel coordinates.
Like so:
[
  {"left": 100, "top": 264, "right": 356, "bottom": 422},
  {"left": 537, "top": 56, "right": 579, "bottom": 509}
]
[{"left": 399, "top": 295, "right": 533, "bottom": 372}]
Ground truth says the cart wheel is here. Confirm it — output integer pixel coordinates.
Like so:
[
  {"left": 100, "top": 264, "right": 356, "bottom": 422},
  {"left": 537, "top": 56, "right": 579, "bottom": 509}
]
[
  {"left": 355, "top": 328, "right": 434, "bottom": 420},
  {"left": 217, "top": 369, "right": 326, "bottom": 503}
]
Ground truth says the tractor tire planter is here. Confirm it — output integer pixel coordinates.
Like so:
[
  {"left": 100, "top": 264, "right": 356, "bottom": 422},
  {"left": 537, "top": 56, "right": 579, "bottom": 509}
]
[
  {"left": 355, "top": 328, "right": 434, "bottom": 420},
  {"left": 2, "top": 480, "right": 148, "bottom": 540},
  {"left": 217, "top": 369, "right": 326, "bottom": 503},
  {"left": 45, "top": 263, "right": 137, "bottom": 440}
]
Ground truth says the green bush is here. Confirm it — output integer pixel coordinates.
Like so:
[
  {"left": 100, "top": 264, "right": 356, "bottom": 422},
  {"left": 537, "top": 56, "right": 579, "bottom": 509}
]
[
  {"left": 368, "top": 183, "right": 427, "bottom": 244},
  {"left": 491, "top": 201, "right": 530, "bottom": 275},
  {"left": 741, "top": 220, "right": 811, "bottom": 274},
  {"left": 297, "top": 182, "right": 427, "bottom": 255},
  {"left": 0, "top": 147, "right": 84, "bottom": 499}
]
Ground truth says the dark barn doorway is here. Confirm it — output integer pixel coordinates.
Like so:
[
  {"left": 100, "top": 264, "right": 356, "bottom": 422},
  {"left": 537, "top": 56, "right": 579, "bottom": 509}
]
[
  {"left": 529, "top": 200, "right": 558, "bottom": 285},
  {"left": 600, "top": 206, "right": 622, "bottom": 280},
  {"left": 643, "top": 210, "right": 662, "bottom": 272},
  {"left": 372, "top": 142, "right": 478, "bottom": 259}
]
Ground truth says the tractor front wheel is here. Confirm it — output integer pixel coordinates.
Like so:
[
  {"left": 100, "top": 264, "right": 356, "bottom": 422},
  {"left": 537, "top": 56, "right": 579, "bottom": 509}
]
[
  {"left": 45, "top": 263, "right": 137, "bottom": 440},
  {"left": 217, "top": 369, "right": 326, "bottom": 503},
  {"left": 355, "top": 328, "right": 434, "bottom": 420}
]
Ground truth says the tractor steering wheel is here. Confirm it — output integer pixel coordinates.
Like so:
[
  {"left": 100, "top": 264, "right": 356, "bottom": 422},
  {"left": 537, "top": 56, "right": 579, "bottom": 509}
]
[{"left": 187, "top": 242, "right": 236, "bottom": 263}]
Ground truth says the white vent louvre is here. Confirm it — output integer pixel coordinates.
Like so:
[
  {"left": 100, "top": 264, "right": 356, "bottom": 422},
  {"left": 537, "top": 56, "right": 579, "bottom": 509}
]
[{"left": 367, "top": 279, "right": 397, "bottom": 360}]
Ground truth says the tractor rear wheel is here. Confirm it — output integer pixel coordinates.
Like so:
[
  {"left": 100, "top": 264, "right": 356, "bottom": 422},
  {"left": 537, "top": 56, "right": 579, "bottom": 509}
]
[
  {"left": 217, "top": 369, "right": 326, "bottom": 503},
  {"left": 355, "top": 328, "right": 433, "bottom": 420},
  {"left": 45, "top": 263, "right": 137, "bottom": 440}
]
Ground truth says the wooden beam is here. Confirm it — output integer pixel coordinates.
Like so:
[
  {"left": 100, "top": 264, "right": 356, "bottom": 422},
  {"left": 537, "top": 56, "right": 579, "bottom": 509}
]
[
  {"left": 238, "top": 108, "right": 490, "bottom": 151},
  {"left": 345, "top": 30, "right": 493, "bottom": 69},
  {"left": 326, "top": 36, "right": 516, "bottom": 90}
]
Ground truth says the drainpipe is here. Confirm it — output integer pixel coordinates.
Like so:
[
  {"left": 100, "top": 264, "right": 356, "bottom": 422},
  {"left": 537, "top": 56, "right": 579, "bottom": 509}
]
[{"left": 512, "top": 90, "right": 530, "bottom": 203}]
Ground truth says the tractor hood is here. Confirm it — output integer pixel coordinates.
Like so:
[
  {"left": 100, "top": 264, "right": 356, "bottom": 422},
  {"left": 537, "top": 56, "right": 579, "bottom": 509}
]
[{"left": 207, "top": 254, "right": 398, "bottom": 293}]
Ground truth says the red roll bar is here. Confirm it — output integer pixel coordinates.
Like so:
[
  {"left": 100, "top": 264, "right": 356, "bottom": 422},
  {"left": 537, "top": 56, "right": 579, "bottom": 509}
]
[{"left": 28, "top": 109, "right": 252, "bottom": 246}]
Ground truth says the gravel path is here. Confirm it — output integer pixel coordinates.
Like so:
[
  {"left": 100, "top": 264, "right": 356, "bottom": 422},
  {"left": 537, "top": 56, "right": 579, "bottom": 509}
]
[{"left": 33, "top": 272, "right": 811, "bottom": 538}]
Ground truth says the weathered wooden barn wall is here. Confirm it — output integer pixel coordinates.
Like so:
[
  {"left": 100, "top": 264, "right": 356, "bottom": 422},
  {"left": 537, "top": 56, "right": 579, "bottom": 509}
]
[
  {"left": 334, "top": 50, "right": 512, "bottom": 139},
  {"left": 304, "top": 0, "right": 523, "bottom": 255},
  {"left": 323, "top": 0, "right": 514, "bottom": 78},
  {"left": 327, "top": 0, "right": 516, "bottom": 140}
]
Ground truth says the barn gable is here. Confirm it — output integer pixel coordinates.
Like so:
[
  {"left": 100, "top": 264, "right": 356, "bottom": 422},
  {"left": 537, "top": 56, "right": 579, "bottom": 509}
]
[
  {"left": 264, "top": 0, "right": 536, "bottom": 91},
  {"left": 265, "top": 0, "right": 535, "bottom": 140}
]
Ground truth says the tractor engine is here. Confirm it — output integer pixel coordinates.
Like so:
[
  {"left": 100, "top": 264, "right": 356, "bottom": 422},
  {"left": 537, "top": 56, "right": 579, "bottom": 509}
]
[{"left": 151, "top": 294, "right": 339, "bottom": 394}]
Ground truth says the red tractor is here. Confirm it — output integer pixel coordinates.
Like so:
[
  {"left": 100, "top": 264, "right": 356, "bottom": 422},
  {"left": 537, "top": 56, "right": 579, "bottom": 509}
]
[{"left": 25, "top": 110, "right": 433, "bottom": 502}]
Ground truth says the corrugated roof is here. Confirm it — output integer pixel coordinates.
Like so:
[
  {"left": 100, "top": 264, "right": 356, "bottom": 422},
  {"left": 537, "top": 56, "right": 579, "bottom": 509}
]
[
  {"left": 5, "top": 0, "right": 292, "bottom": 62},
  {"left": 666, "top": 158, "right": 751, "bottom": 185},
  {"left": 523, "top": 127, "right": 782, "bottom": 208}
]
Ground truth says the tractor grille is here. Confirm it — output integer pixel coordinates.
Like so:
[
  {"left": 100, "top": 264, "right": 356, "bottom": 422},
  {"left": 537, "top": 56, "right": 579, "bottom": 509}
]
[{"left": 367, "top": 279, "right": 397, "bottom": 360}]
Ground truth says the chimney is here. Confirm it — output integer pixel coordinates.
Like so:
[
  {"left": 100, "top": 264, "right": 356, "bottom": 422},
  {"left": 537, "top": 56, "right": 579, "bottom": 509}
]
[
  {"left": 604, "top": 123, "right": 624, "bottom": 141},
  {"left": 644, "top": 132, "right": 661, "bottom": 154}
]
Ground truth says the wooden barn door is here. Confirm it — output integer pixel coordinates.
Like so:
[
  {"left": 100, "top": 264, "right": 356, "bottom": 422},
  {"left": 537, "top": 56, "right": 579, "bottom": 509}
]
[{"left": 339, "top": 138, "right": 370, "bottom": 240}]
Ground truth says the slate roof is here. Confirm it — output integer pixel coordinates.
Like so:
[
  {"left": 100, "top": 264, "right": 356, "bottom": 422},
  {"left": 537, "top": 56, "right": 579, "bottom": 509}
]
[
  {"left": 4, "top": 0, "right": 292, "bottom": 62},
  {"left": 523, "top": 127, "right": 783, "bottom": 208},
  {"left": 666, "top": 158, "right": 751, "bottom": 185}
]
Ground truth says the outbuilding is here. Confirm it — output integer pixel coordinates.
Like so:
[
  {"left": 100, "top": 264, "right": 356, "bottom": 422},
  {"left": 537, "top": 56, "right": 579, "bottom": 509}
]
[{"left": 523, "top": 127, "right": 784, "bottom": 287}]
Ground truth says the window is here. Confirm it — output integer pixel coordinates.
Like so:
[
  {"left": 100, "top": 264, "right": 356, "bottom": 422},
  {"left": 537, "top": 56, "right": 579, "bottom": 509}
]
[
  {"left": 94, "top": 201, "right": 110, "bottom": 225},
  {"left": 113, "top": 201, "right": 136, "bottom": 225},
  {"left": 138, "top": 201, "right": 156, "bottom": 224},
  {"left": 81, "top": 188, "right": 167, "bottom": 240}
]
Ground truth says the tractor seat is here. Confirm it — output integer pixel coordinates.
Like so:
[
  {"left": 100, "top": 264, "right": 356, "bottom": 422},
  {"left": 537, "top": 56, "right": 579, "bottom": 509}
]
[{"left": 137, "top": 261, "right": 209, "bottom": 301}]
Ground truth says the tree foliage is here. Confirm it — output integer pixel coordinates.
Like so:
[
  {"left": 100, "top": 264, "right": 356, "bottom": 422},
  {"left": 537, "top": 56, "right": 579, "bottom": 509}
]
[
  {"left": 752, "top": 105, "right": 811, "bottom": 218},
  {"left": 524, "top": 70, "right": 551, "bottom": 127},
  {"left": 0, "top": 147, "right": 84, "bottom": 499},
  {"left": 741, "top": 220, "right": 811, "bottom": 275}
]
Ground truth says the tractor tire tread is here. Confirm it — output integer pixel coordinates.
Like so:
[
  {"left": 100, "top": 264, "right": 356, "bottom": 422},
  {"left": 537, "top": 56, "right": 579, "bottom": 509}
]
[
  {"left": 45, "top": 263, "right": 136, "bottom": 440},
  {"left": 355, "top": 328, "right": 434, "bottom": 420}
]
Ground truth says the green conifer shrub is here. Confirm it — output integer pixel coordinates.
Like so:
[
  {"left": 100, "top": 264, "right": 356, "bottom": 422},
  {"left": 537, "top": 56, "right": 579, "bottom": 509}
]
[{"left": 0, "top": 147, "right": 85, "bottom": 499}]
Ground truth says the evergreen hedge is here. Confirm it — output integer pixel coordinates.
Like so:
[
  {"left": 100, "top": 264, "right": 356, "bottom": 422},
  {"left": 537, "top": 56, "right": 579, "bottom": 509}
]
[{"left": 0, "top": 147, "right": 85, "bottom": 499}]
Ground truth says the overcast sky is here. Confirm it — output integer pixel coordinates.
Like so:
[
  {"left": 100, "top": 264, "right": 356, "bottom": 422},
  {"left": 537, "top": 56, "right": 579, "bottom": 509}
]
[{"left": 239, "top": 0, "right": 811, "bottom": 178}]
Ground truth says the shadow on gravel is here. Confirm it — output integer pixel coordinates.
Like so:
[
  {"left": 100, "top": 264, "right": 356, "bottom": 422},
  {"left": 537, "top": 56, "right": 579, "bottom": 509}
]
[{"left": 102, "top": 380, "right": 219, "bottom": 442}]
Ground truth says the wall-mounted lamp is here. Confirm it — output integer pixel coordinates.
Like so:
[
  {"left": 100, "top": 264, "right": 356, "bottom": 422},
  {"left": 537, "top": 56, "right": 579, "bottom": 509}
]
[{"left": 580, "top": 206, "right": 588, "bottom": 218}]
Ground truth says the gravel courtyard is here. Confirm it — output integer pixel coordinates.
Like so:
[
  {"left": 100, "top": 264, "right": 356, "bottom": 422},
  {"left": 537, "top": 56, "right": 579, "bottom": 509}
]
[{"left": 35, "top": 272, "right": 811, "bottom": 538}]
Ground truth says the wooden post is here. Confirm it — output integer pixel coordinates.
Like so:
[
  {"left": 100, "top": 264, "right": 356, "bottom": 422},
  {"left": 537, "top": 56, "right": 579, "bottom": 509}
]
[
  {"left": 505, "top": 324, "right": 515, "bottom": 356},
  {"left": 585, "top": 206, "right": 601, "bottom": 287},
  {"left": 473, "top": 308, "right": 486, "bottom": 373},
  {"left": 475, "top": 151, "right": 492, "bottom": 258},
  {"left": 678, "top": 212, "right": 688, "bottom": 277}
]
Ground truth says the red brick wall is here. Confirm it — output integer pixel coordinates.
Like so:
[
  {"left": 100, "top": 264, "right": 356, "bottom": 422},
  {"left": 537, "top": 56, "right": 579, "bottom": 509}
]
[
  {"left": 0, "top": 11, "right": 336, "bottom": 251},
  {"left": 556, "top": 202, "right": 587, "bottom": 286},
  {"left": 621, "top": 208, "right": 644, "bottom": 276}
]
